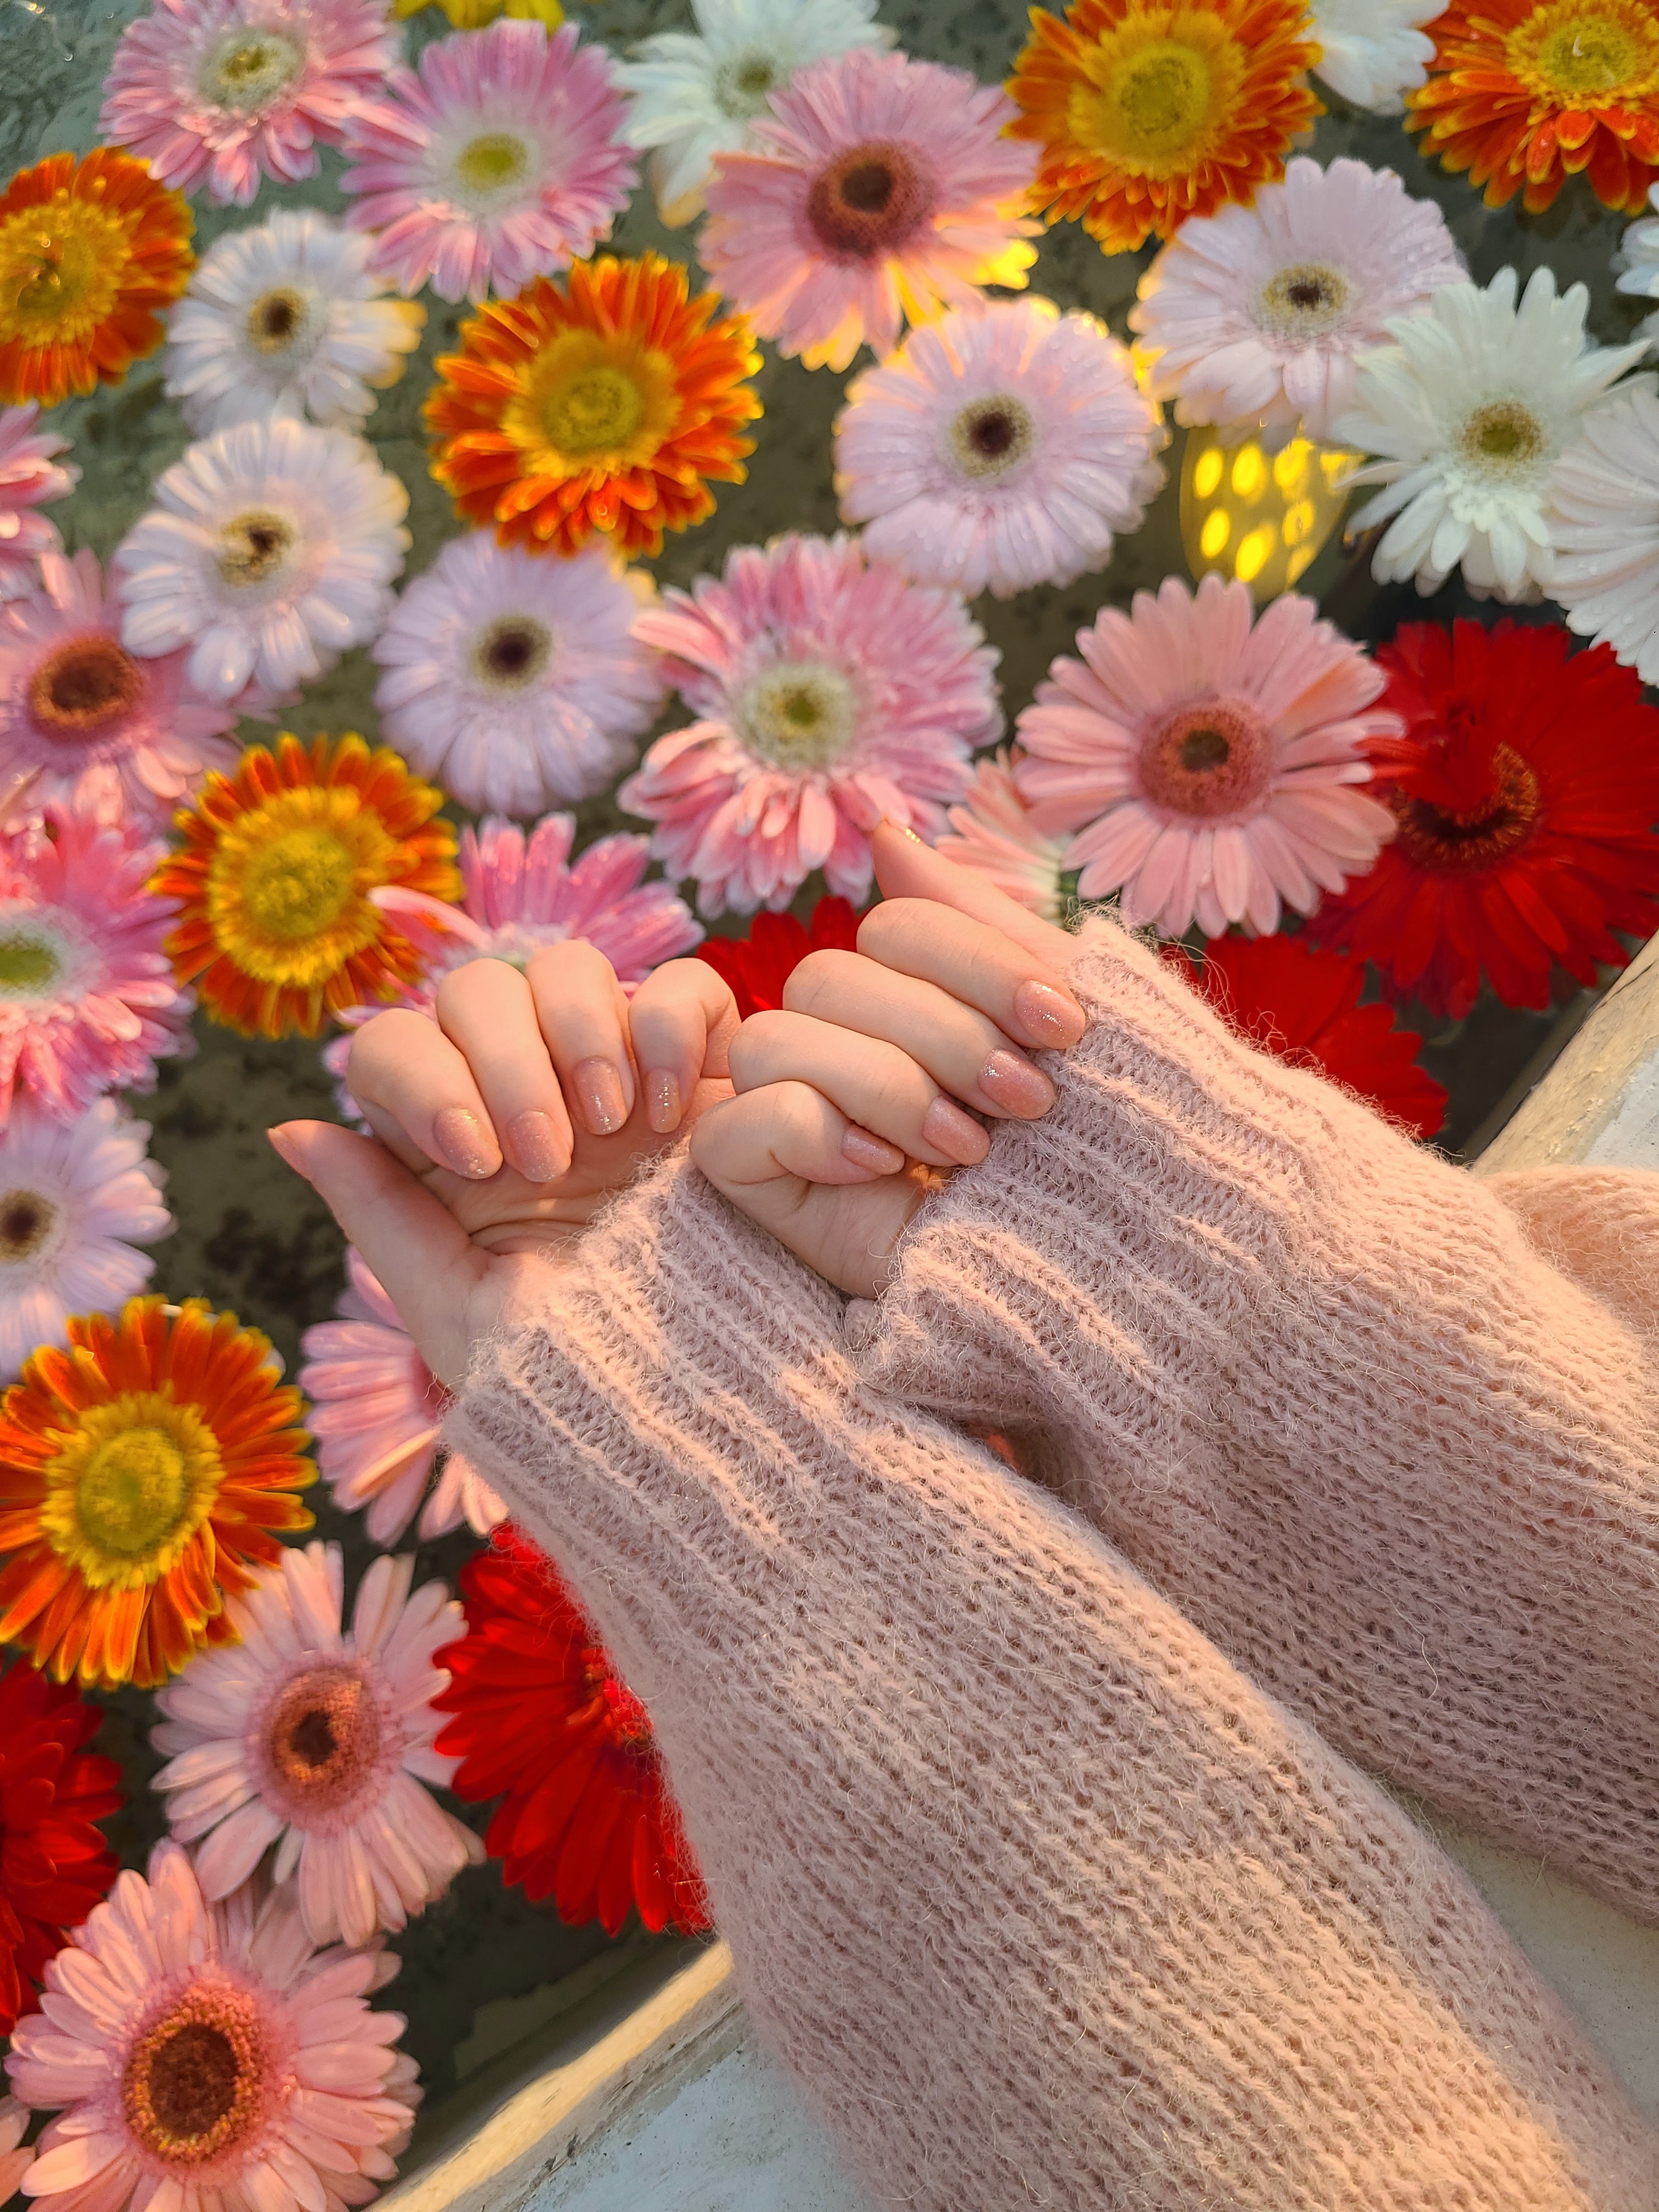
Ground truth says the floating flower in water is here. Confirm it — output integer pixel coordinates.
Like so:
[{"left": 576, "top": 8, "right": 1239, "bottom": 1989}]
[
  {"left": 0, "top": 1297, "right": 313, "bottom": 1690},
  {"left": 697, "top": 895, "right": 862, "bottom": 1018},
  {"left": 8, "top": 1842, "right": 421, "bottom": 2212},
  {"left": 99, "top": 0, "right": 399, "bottom": 207},
  {"left": 834, "top": 297, "right": 1165, "bottom": 600},
  {"left": 699, "top": 49, "right": 1038, "bottom": 373},
  {"left": 300, "top": 1249, "right": 505, "bottom": 1546},
  {"left": 425, "top": 253, "right": 761, "bottom": 560},
  {"left": 1014, "top": 574, "right": 1397, "bottom": 939},
  {"left": 934, "top": 747, "right": 1071, "bottom": 923},
  {"left": 154, "top": 733, "right": 460, "bottom": 1041},
  {"left": 1309, "top": 619, "right": 1659, "bottom": 1018},
  {"left": 1306, "top": 0, "right": 1441, "bottom": 110},
  {"left": 615, "top": 0, "right": 893, "bottom": 226},
  {"left": 1006, "top": 0, "right": 1321, "bottom": 254},
  {"left": 113, "top": 416, "right": 410, "bottom": 703},
  {"left": 434, "top": 1527, "right": 710, "bottom": 1937},
  {"left": 1130, "top": 159, "right": 1465, "bottom": 449},
  {"left": 341, "top": 20, "right": 636, "bottom": 306},
  {"left": 0, "top": 410, "right": 76, "bottom": 607},
  {"left": 372, "top": 535, "right": 664, "bottom": 819},
  {"left": 0, "top": 152, "right": 193, "bottom": 411}
]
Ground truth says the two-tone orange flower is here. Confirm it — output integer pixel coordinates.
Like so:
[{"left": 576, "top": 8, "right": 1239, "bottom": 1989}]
[
  {"left": 0, "top": 149, "right": 194, "bottom": 408},
  {"left": 424, "top": 252, "right": 762, "bottom": 560},
  {"left": 1406, "top": 0, "right": 1659, "bottom": 215},
  {"left": 154, "top": 732, "right": 460, "bottom": 1040},
  {"left": 0, "top": 1297, "right": 314, "bottom": 1689},
  {"left": 1006, "top": 0, "right": 1322, "bottom": 252}
]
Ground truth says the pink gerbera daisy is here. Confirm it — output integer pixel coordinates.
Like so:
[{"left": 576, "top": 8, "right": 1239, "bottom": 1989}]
[
  {"left": 99, "top": 0, "right": 398, "bottom": 208},
  {"left": 935, "top": 747, "right": 1071, "bottom": 922},
  {"left": 0, "top": 2098, "right": 30, "bottom": 2203},
  {"left": 0, "top": 410, "right": 76, "bottom": 607},
  {"left": 8, "top": 1841, "right": 421, "bottom": 2212},
  {"left": 0, "top": 552, "right": 239, "bottom": 831},
  {"left": 699, "top": 48, "right": 1040, "bottom": 371},
  {"left": 340, "top": 20, "right": 636, "bottom": 303},
  {"left": 300, "top": 1248, "right": 505, "bottom": 1547},
  {"left": 1014, "top": 575, "right": 1400, "bottom": 938},
  {"left": 619, "top": 533, "right": 998, "bottom": 915}
]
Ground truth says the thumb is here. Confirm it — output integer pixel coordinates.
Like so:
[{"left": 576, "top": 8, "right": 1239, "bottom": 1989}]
[{"left": 872, "top": 820, "right": 1078, "bottom": 972}]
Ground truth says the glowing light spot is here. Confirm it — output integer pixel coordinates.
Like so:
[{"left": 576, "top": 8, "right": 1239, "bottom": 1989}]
[
  {"left": 1193, "top": 448, "right": 1224, "bottom": 499},
  {"left": 1200, "top": 509, "right": 1232, "bottom": 558},
  {"left": 1234, "top": 524, "right": 1275, "bottom": 583},
  {"left": 1282, "top": 499, "right": 1316, "bottom": 546},
  {"left": 1230, "top": 446, "right": 1266, "bottom": 499},
  {"left": 1272, "top": 441, "right": 1310, "bottom": 494}
]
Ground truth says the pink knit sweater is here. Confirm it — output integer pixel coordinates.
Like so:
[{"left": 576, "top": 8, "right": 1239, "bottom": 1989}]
[{"left": 450, "top": 914, "right": 1659, "bottom": 2212}]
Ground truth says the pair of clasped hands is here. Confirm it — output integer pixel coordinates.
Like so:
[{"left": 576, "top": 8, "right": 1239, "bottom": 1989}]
[{"left": 270, "top": 826, "right": 1088, "bottom": 1393}]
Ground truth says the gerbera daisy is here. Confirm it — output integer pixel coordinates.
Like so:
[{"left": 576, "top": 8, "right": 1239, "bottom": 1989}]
[
  {"left": 834, "top": 297, "right": 1165, "bottom": 600},
  {"left": 616, "top": 0, "right": 893, "bottom": 227},
  {"left": 1128, "top": 158, "right": 1465, "bottom": 449},
  {"left": 1405, "top": 0, "right": 1659, "bottom": 217},
  {"left": 153, "top": 732, "right": 460, "bottom": 1041},
  {"left": 0, "top": 551, "right": 239, "bottom": 830},
  {"left": 1309, "top": 618, "right": 1659, "bottom": 1017},
  {"left": 699, "top": 49, "right": 1039, "bottom": 374},
  {"left": 1006, "top": 0, "right": 1322, "bottom": 255},
  {"left": 0, "top": 1658, "right": 121, "bottom": 2037},
  {"left": 1307, "top": 0, "right": 1441, "bottom": 110},
  {"left": 112, "top": 416, "right": 410, "bottom": 704},
  {"left": 619, "top": 534, "right": 998, "bottom": 917},
  {"left": 934, "top": 746, "right": 1072, "bottom": 922},
  {"left": 0, "top": 151, "right": 193, "bottom": 411},
  {"left": 99, "top": 0, "right": 399, "bottom": 208},
  {"left": 0, "top": 810, "right": 192, "bottom": 1131},
  {"left": 0, "top": 2100, "right": 30, "bottom": 2202},
  {"left": 425, "top": 254, "right": 761, "bottom": 561},
  {"left": 1550, "top": 387, "right": 1659, "bottom": 682},
  {"left": 697, "top": 895, "right": 862, "bottom": 1018},
  {"left": 340, "top": 21, "right": 635, "bottom": 306},
  {"left": 433, "top": 1527, "right": 710, "bottom": 1937},
  {"left": 371, "top": 535, "right": 664, "bottom": 818},
  {"left": 0, "top": 1296, "right": 314, "bottom": 1690},
  {"left": 1013, "top": 573, "right": 1397, "bottom": 938},
  {"left": 299, "top": 1248, "right": 504, "bottom": 1547},
  {"left": 1617, "top": 183, "right": 1659, "bottom": 341},
  {"left": 0, "top": 1098, "right": 172, "bottom": 1386},
  {"left": 0, "top": 410, "right": 76, "bottom": 607},
  {"left": 163, "top": 209, "right": 426, "bottom": 437},
  {"left": 8, "top": 1842, "right": 421, "bottom": 2212},
  {"left": 1335, "top": 265, "right": 1653, "bottom": 601}
]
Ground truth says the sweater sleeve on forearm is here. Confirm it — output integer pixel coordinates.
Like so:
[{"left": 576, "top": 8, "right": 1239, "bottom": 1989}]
[
  {"left": 445, "top": 1148, "right": 1657, "bottom": 2212},
  {"left": 1480, "top": 1163, "right": 1659, "bottom": 1345}
]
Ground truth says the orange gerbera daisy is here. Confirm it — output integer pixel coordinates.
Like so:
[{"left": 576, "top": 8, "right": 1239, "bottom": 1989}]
[
  {"left": 154, "top": 732, "right": 460, "bottom": 1039},
  {"left": 425, "top": 252, "right": 762, "bottom": 560},
  {"left": 1007, "top": 0, "right": 1322, "bottom": 252},
  {"left": 0, "top": 1297, "right": 314, "bottom": 1690},
  {"left": 1406, "top": 0, "right": 1659, "bottom": 215},
  {"left": 0, "top": 148, "right": 194, "bottom": 409}
]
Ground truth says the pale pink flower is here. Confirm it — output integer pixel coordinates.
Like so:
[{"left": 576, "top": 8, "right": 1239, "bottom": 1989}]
[
  {"left": 300, "top": 1249, "right": 505, "bottom": 1547},
  {"left": 340, "top": 20, "right": 636, "bottom": 304},
  {"left": 0, "top": 412, "right": 76, "bottom": 607},
  {"left": 99, "top": 0, "right": 398, "bottom": 208},
  {"left": 620, "top": 534, "right": 998, "bottom": 915},
  {"left": 934, "top": 748, "right": 1070, "bottom": 923},
  {"left": 1014, "top": 575, "right": 1399, "bottom": 938},
  {"left": 8, "top": 1841, "right": 420, "bottom": 2212},
  {"left": 699, "top": 48, "right": 1040, "bottom": 372},
  {"left": 0, "top": 2097, "right": 31, "bottom": 2205}
]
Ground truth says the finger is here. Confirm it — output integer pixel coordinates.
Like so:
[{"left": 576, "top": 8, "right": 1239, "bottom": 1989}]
[
  {"left": 859, "top": 895, "right": 1085, "bottom": 1061},
  {"left": 524, "top": 939, "right": 635, "bottom": 1140},
  {"left": 628, "top": 960, "right": 742, "bottom": 1135},
  {"left": 695, "top": 1080, "right": 901, "bottom": 1187},
  {"left": 347, "top": 1009, "right": 504, "bottom": 1181},
  {"left": 872, "top": 819, "right": 1080, "bottom": 976},
  {"left": 435, "top": 960, "right": 573, "bottom": 1182},
  {"left": 729, "top": 1009, "right": 989, "bottom": 1169}
]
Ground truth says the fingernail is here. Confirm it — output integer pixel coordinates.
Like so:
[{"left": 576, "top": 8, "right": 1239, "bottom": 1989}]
[
  {"left": 919, "top": 1095, "right": 990, "bottom": 1167},
  {"left": 841, "top": 1126, "right": 906, "bottom": 1175},
  {"left": 1013, "top": 979, "right": 1086, "bottom": 1048},
  {"left": 645, "top": 1068, "right": 682, "bottom": 1135},
  {"left": 572, "top": 1057, "right": 628, "bottom": 1138},
  {"left": 266, "top": 1125, "right": 302, "bottom": 1172},
  {"left": 978, "top": 1048, "right": 1056, "bottom": 1119},
  {"left": 879, "top": 814, "right": 926, "bottom": 844},
  {"left": 432, "top": 1106, "right": 500, "bottom": 1180},
  {"left": 507, "top": 1109, "right": 567, "bottom": 1182}
]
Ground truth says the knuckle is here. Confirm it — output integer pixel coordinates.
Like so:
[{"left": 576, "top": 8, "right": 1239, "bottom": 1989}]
[
  {"left": 434, "top": 956, "right": 522, "bottom": 1023},
  {"left": 726, "top": 1009, "right": 791, "bottom": 1088},
  {"left": 781, "top": 947, "right": 857, "bottom": 1013},
  {"left": 526, "top": 936, "right": 617, "bottom": 996}
]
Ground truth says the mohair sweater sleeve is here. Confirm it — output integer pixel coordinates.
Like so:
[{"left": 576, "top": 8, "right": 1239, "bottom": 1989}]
[
  {"left": 848, "top": 915, "right": 1659, "bottom": 1925},
  {"left": 447, "top": 1153, "right": 1659, "bottom": 2212}
]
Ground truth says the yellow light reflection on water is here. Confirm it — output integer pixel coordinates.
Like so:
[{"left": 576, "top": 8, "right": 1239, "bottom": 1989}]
[{"left": 1178, "top": 426, "right": 1358, "bottom": 603}]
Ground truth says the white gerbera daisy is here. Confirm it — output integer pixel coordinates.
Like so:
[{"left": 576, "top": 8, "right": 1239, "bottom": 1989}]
[
  {"left": 153, "top": 1542, "right": 483, "bottom": 1950},
  {"left": 112, "top": 417, "right": 410, "bottom": 701},
  {"left": 1307, "top": 0, "right": 1440, "bottom": 111},
  {"left": 1613, "top": 184, "right": 1659, "bottom": 347},
  {"left": 164, "top": 208, "right": 426, "bottom": 437},
  {"left": 1549, "top": 387, "right": 1659, "bottom": 686},
  {"left": 1335, "top": 266, "right": 1654, "bottom": 601},
  {"left": 372, "top": 533, "right": 664, "bottom": 817},
  {"left": 614, "top": 0, "right": 894, "bottom": 226}
]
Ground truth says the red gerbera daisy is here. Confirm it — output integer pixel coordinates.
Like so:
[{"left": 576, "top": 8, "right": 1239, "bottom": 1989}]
[
  {"left": 0, "top": 1657, "right": 121, "bottom": 2034},
  {"left": 433, "top": 1527, "right": 709, "bottom": 1938},
  {"left": 1307, "top": 620, "right": 1659, "bottom": 1019},
  {"left": 697, "top": 896, "right": 863, "bottom": 1019}
]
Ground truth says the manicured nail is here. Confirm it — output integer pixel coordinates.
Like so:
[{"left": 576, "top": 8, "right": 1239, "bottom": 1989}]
[
  {"left": 266, "top": 1125, "right": 302, "bottom": 1172},
  {"left": 879, "top": 814, "right": 926, "bottom": 844},
  {"left": 978, "top": 1048, "right": 1056, "bottom": 1119},
  {"left": 432, "top": 1106, "right": 500, "bottom": 1180},
  {"left": 646, "top": 1068, "right": 682, "bottom": 1135},
  {"left": 841, "top": 1126, "right": 906, "bottom": 1175},
  {"left": 572, "top": 1056, "right": 628, "bottom": 1137},
  {"left": 1013, "top": 979, "right": 1086, "bottom": 1048},
  {"left": 920, "top": 1095, "right": 990, "bottom": 1167},
  {"left": 507, "top": 1109, "right": 567, "bottom": 1183}
]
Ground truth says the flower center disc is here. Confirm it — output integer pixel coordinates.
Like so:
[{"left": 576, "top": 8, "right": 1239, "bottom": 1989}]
[
  {"left": 1459, "top": 399, "right": 1546, "bottom": 474},
  {"left": 41, "top": 1391, "right": 224, "bottom": 1591},
  {"left": 0, "top": 196, "right": 128, "bottom": 343},
  {"left": 0, "top": 927, "right": 64, "bottom": 997},
  {"left": 206, "top": 786, "right": 396, "bottom": 990},
  {"left": 471, "top": 614, "right": 553, "bottom": 690},
  {"left": 738, "top": 659, "right": 859, "bottom": 770},
  {"left": 543, "top": 365, "right": 645, "bottom": 455},
  {"left": 200, "top": 28, "right": 303, "bottom": 114},
  {"left": 0, "top": 1187, "right": 57, "bottom": 1262},
  {"left": 714, "top": 50, "right": 778, "bottom": 117},
  {"left": 806, "top": 142, "right": 935, "bottom": 258},
  {"left": 950, "top": 394, "right": 1035, "bottom": 481},
  {"left": 217, "top": 508, "right": 297, "bottom": 592},
  {"left": 1393, "top": 742, "right": 1543, "bottom": 872},
  {"left": 262, "top": 1662, "right": 383, "bottom": 1818},
  {"left": 29, "top": 634, "right": 143, "bottom": 736},
  {"left": 1254, "top": 261, "right": 1352, "bottom": 340},
  {"left": 1508, "top": 0, "right": 1658, "bottom": 98},
  {"left": 454, "top": 131, "right": 531, "bottom": 197},
  {"left": 246, "top": 286, "right": 311, "bottom": 355},
  {"left": 1139, "top": 700, "right": 1272, "bottom": 819},
  {"left": 238, "top": 825, "right": 358, "bottom": 942},
  {"left": 123, "top": 1983, "right": 268, "bottom": 2169}
]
